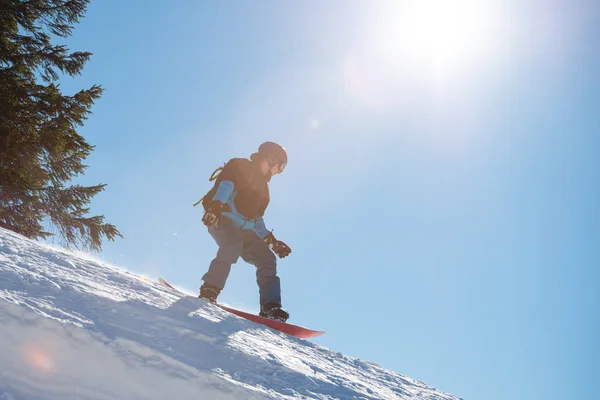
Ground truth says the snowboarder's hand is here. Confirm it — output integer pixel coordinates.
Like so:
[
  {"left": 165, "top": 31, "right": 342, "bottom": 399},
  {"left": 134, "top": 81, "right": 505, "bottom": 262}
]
[
  {"left": 264, "top": 232, "right": 291, "bottom": 258},
  {"left": 202, "top": 201, "right": 223, "bottom": 228}
]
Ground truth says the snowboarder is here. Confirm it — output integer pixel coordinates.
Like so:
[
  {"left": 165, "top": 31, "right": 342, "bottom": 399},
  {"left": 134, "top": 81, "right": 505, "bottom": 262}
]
[{"left": 198, "top": 142, "right": 292, "bottom": 322}]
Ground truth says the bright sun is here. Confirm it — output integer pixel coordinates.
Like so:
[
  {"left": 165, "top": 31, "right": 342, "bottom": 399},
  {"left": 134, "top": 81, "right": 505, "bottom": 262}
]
[
  {"left": 343, "top": 0, "right": 507, "bottom": 110},
  {"left": 373, "top": 0, "right": 502, "bottom": 79}
]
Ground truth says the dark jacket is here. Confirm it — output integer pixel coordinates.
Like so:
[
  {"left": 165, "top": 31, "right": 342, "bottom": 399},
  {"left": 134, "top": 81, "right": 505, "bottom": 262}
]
[{"left": 202, "top": 158, "right": 271, "bottom": 237}]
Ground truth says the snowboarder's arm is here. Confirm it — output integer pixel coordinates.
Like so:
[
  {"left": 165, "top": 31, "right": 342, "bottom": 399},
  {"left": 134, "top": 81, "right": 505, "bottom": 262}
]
[
  {"left": 212, "top": 180, "right": 234, "bottom": 203},
  {"left": 209, "top": 158, "right": 251, "bottom": 204},
  {"left": 252, "top": 216, "right": 269, "bottom": 239}
]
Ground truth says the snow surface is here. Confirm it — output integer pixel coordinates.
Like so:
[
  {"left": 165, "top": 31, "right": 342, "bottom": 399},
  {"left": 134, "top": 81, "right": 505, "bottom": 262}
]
[{"left": 0, "top": 227, "right": 460, "bottom": 400}]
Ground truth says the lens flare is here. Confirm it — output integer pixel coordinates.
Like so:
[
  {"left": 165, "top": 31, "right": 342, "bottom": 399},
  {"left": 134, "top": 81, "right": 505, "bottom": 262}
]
[{"left": 23, "top": 342, "right": 56, "bottom": 375}]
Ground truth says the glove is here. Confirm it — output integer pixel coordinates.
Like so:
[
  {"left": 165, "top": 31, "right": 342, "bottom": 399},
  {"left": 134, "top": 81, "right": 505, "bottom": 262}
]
[
  {"left": 202, "top": 201, "right": 224, "bottom": 228},
  {"left": 264, "top": 232, "right": 291, "bottom": 258}
]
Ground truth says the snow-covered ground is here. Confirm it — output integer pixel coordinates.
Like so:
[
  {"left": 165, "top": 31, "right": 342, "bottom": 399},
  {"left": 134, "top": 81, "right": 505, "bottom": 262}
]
[{"left": 0, "top": 227, "right": 460, "bottom": 400}]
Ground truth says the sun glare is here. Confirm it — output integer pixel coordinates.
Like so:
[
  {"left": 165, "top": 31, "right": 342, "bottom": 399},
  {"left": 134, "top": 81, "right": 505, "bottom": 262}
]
[
  {"left": 343, "top": 1, "right": 506, "bottom": 110},
  {"left": 373, "top": 0, "right": 502, "bottom": 79},
  {"left": 407, "top": 1, "right": 487, "bottom": 68}
]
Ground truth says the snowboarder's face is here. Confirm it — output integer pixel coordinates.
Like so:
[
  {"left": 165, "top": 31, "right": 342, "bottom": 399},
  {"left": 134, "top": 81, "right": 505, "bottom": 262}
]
[
  {"left": 261, "top": 159, "right": 285, "bottom": 177},
  {"left": 270, "top": 162, "right": 285, "bottom": 176}
]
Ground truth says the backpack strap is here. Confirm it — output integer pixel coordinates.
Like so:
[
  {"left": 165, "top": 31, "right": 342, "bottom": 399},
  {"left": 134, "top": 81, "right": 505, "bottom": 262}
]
[{"left": 192, "top": 165, "right": 224, "bottom": 207}]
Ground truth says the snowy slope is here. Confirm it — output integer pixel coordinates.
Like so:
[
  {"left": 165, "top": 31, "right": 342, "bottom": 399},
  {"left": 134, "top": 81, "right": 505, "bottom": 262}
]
[{"left": 0, "top": 227, "right": 460, "bottom": 400}]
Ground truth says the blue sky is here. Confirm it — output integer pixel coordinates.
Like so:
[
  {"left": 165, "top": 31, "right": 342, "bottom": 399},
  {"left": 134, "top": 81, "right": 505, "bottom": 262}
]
[{"left": 49, "top": 1, "right": 598, "bottom": 399}]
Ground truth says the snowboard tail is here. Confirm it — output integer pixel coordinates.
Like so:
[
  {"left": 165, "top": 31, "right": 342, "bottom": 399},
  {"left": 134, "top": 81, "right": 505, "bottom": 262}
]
[{"left": 157, "top": 277, "right": 325, "bottom": 339}]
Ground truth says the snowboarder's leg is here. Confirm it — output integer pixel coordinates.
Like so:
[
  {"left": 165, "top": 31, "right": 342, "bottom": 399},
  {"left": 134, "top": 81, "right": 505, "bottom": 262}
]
[
  {"left": 241, "top": 231, "right": 289, "bottom": 321},
  {"left": 240, "top": 231, "right": 281, "bottom": 303},
  {"left": 200, "top": 217, "right": 243, "bottom": 299}
]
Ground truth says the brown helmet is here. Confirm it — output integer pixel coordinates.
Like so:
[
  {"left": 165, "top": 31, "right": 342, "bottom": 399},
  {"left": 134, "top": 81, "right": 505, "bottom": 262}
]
[{"left": 258, "top": 141, "right": 288, "bottom": 172}]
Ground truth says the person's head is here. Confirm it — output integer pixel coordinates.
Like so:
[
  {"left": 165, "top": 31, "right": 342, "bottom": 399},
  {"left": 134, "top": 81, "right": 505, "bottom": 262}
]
[{"left": 251, "top": 141, "right": 288, "bottom": 178}]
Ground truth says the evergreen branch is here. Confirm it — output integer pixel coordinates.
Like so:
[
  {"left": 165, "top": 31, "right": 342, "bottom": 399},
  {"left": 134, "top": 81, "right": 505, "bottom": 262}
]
[{"left": 0, "top": 0, "right": 120, "bottom": 252}]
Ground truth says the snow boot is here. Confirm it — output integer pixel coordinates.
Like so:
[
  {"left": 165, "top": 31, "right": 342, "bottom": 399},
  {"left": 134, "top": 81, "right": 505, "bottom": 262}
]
[
  {"left": 199, "top": 282, "right": 221, "bottom": 303},
  {"left": 259, "top": 302, "right": 289, "bottom": 322}
]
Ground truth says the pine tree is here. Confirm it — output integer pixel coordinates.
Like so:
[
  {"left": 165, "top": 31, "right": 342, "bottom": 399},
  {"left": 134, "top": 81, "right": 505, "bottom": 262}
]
[{"left": 0, "top": 0, "right": 122, "bottom": 252}]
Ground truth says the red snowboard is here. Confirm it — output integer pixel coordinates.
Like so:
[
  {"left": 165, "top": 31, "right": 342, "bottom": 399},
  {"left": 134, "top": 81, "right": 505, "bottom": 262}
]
[{"left": 158, "top": 277, "right": 325, "bottom": 339}]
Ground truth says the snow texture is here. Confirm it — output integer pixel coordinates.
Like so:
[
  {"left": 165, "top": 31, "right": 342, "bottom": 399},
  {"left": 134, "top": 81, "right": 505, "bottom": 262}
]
[{"left": 0, "top": 227, "right": 460, "bottom": 400}]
